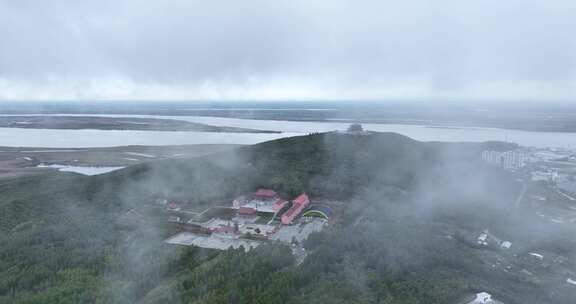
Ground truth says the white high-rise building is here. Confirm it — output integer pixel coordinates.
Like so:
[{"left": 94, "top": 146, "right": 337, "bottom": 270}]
[{"left": 482, "top": 150, "right": 527, "bottom": 170}]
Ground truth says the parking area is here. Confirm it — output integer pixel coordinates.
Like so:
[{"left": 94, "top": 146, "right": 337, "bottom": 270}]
[
  {"left": 165, "top": 232, "right": 262, "bottom": 251},
  {"left": 270, "top": 218, "right": 326, "bottom": 243}
]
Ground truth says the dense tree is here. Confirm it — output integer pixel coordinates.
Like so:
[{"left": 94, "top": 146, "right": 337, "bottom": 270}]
[{"left": 0, "top": 133, "right": 572, "bottom": 303}]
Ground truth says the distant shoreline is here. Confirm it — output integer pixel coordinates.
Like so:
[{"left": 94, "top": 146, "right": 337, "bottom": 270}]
[
  {"left": 2, "top": 102, "right": 576, "bottom": 133},
  {"left": 0, "top": 115, "right": 280, "bottom": 133}
]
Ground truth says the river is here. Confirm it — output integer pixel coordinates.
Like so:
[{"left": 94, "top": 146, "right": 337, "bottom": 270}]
[{"left": 0, "top": 114, "right": 574, "bottom": 148}]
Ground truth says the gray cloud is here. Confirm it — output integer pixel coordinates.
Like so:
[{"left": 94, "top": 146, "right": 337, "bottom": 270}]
[{"left": 0, "top": 0, "right": 575, "bottom": 101}]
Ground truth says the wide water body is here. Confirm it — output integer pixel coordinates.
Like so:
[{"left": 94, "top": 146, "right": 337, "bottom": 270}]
[{"left": 0, "top": 114, "right": 574, "bottom": 148}]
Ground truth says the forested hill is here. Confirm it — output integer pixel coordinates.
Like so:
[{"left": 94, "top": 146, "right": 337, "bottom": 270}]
[
  {"left": 0, "top": 132, "right": 448, "bottom": 233},
  {"left": 3, "top": 132, "right": 569, "bottom": 304}
]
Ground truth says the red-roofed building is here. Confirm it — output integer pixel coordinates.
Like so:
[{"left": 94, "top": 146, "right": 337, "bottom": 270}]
[
  {"left": 281, "top": 193, "right": 310, "bottom": 225},
  {"left": 238, "top": 206, "right": 257, "bottom": 216},
  {"left": 254, "top": 189, "right": 277, "bottom": 198},
  {"left": 272, "top": 199, "right": 288, "bottom": 212},
  {"left": 215, "top": 224, "right": 236, "bottom": 234},
  {"left": 293, "top": 193, "right": 309, "bottom": 206}
]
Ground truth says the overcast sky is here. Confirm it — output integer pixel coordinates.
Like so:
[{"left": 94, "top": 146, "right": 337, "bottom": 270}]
[{"left": 0, "top": 0, "right": 575, "bottom": 102}]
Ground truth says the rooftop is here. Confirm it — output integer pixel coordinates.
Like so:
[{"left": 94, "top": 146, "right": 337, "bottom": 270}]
[
  {"left": 293, "top": 193, "right": 309, "bottom": 205},
  {"left": 254, "top": 189, "right": 277, "bottom": 197}
]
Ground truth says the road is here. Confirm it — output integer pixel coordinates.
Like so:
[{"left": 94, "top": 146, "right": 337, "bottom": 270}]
[{"left": 514, "top": 181, "right": 528, "bottom": 209}]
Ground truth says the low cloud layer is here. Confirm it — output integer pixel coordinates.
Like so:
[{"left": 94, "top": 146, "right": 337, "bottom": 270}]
[{"left": 1, "top": 0, "right": 575, "bottom": 101}]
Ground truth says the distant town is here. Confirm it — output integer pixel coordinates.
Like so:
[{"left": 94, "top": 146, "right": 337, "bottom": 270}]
[
  {"left": 465, "top": 145, "right": 576, "bottom": 303},
  {"left": 482, "top": 145, "right": 576, "bottom": 202}
]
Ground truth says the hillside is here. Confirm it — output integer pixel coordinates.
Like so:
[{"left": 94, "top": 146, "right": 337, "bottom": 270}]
[{"left": 0, "top": 132, "right": 573, "bottom": 304}]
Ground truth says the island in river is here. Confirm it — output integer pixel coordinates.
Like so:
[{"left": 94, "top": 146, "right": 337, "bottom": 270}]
[{"left": 0, "top": 115, "right": 279, "bottom": 133}]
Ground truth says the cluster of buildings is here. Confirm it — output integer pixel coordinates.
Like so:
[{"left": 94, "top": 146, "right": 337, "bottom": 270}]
[
  {"left": 523, "top": 148, "right": 576, "bottom": 198},
  {"left": 531, "top": 170, "right": 559, "bottom": 183},
  {"left": 482, "top": 147, "right": 576, "bottom": 199},
  {"left": 233, "top": 189, "right": 285, "bottom": 213},
  {"left": 482, "top": 150, "right": 528, "bottom": 170},
  {"left": 232, "top": 189, "right": 311, "bottom": 224},
  {"left": 163, "top": 188, "right": 331, "bottom": 253}
]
